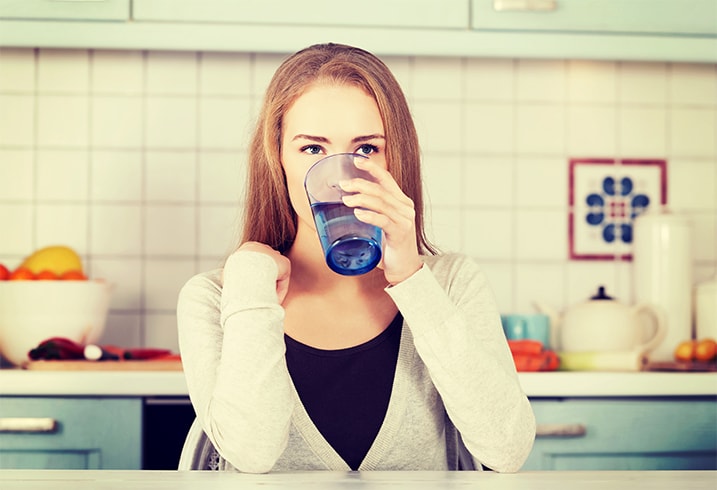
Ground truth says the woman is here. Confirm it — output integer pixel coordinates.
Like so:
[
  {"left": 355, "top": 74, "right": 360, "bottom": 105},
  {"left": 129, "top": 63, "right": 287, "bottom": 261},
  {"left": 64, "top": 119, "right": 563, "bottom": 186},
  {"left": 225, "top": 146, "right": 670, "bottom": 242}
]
[{"left": 177, "top": 43, "right": 535, "bottom": 473}]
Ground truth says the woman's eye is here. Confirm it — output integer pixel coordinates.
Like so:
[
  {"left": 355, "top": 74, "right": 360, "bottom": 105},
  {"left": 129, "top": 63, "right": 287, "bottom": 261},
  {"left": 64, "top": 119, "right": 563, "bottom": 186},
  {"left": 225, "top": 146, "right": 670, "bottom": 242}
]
[
  {"left": 301, "top": 145, "right": 323, "bottom": 155},
  {"left": 357, "top": 144, "right": 379, "bottom": 156}
]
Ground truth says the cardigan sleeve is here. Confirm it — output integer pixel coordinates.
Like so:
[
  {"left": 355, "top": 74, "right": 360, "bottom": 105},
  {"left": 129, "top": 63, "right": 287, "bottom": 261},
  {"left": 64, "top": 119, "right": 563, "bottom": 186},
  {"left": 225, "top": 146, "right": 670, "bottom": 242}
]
[
  {"left": 385, "top": 254, "right": 536, "bottom": 472},
  {"left": 176, "top": 251, "right": 294, "bottom": 473}
]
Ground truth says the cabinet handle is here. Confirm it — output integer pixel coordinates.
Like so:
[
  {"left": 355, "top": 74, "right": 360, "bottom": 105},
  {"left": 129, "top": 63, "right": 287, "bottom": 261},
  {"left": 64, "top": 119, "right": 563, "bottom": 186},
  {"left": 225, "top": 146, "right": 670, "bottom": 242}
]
[
  {"left": 494, "top": 0, "right": 557, "bottom": 11},
  {"left": 0, "top": 417, "right": 58, "bottom": 433},
  {"left": 535, "top": 423, "right": 586, "bottom": 438}
]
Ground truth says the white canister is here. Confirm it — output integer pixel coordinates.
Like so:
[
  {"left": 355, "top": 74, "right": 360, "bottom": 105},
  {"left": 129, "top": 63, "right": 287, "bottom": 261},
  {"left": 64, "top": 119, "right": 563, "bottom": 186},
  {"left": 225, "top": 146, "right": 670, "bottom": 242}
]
[
  {"left": 695, "top": 278, "right": 717, "bottom": 340},
  {"left": 633, "top": 210, "right": 692, "bottom": 363}
]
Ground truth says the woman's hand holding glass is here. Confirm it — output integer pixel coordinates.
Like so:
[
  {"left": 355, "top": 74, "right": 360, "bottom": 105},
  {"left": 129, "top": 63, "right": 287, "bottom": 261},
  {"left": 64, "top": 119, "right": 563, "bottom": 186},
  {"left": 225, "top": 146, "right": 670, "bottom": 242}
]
[{"left": 339, "top": 158, "right": 423, "bottom": 285}]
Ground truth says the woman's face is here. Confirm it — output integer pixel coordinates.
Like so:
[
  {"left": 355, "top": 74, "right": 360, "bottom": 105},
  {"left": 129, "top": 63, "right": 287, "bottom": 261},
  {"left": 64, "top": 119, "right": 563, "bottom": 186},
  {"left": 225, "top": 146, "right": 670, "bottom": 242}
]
[{"left": 280, "top": 82, "right": 387, "bottom": 233}]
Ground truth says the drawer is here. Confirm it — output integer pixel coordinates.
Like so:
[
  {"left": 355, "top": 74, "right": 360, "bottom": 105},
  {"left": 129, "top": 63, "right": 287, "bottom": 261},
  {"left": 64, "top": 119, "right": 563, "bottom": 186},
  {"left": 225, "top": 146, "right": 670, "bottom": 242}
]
[
  {"left": 471, "top": 0, "right": 717, "bottom": 36},
  {"left": 0, "top": 0, "right": 129, "bottom": 21},
  {"left": 0, "top": 397, "right": 141, "bottom": 469},
  {"left": 526, "top": 397, "right": 717, "bottom": 470}
]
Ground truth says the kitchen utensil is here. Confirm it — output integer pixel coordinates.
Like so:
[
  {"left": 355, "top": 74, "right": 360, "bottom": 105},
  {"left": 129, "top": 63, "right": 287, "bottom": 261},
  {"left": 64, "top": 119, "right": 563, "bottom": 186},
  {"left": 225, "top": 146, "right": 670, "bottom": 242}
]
[
  {"left": 535, "top": 286, "right": 665, "bottom": 354},
  {"left": 0, "top": 281, "right": 112, "bottom": 366},
  {"left": 694, "top": 277, "right": 716, "bottom": 340},
  {"left": 633, "top": 209, "right": 692, "bottom": 362},
  {"left": 559, "top": 349, "right": 648, "bottom": 371},
  {"left": 501, "top": 314, "right": 551, "bottom": 348}
]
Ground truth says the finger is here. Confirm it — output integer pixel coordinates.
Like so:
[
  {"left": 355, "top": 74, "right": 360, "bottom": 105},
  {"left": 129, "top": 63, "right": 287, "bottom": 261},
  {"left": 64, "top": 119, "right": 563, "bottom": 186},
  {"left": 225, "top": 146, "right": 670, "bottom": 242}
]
[{"left": 353, "top": 157, "right": 406, "bottom": 196}]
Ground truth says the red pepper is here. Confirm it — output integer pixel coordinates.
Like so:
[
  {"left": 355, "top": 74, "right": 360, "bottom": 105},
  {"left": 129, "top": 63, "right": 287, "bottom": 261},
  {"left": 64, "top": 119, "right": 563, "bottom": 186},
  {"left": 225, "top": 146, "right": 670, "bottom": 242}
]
[
  {"left": 123, "top": 348, "right": 173, "bottom": 360},
  {"left": 507, "top": 339, "right": 545, "bottom": 356},
  {"left": 28, "top": 337, "right": 85, "bottom": 360}
]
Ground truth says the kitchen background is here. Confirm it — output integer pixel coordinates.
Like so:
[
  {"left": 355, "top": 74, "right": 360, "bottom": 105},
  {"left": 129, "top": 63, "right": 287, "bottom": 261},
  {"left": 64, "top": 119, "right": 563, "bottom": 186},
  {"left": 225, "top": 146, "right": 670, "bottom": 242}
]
[{"left": 0, "top": 48, "right": 715, "bottom": 352}]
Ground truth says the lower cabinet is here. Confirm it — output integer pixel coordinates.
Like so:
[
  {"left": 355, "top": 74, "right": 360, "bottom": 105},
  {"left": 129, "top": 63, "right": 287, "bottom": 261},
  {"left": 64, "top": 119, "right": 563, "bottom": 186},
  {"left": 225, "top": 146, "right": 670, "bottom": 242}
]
[
  {"left": 2, "top": 395, "right": 715, "bottom": 470},
  {"left": 0, "top": 397, "right": 142, "bottom": 469},
  {"left": 525, "top": 397, "right": 717, "bottom": 470}
]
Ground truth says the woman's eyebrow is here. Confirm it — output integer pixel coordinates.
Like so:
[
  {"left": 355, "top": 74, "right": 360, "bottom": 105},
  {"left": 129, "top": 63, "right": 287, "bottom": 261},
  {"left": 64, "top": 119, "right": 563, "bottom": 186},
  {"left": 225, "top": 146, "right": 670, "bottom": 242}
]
[
  {"left": 292, "top": 134, "right": 329, "bottom": 143},
  {"left": 352, "top": 134, "right": 385, "bottom": 143}
]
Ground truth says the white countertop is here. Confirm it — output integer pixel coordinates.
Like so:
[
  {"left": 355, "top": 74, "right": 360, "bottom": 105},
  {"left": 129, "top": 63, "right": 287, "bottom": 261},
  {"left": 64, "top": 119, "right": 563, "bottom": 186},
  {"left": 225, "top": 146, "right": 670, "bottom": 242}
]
[
  {"left": 0, "top": 470, "right": 715, "bottom": 490},
  {"left": 0, "top": 369, "right": 715, "bottom": 397}
]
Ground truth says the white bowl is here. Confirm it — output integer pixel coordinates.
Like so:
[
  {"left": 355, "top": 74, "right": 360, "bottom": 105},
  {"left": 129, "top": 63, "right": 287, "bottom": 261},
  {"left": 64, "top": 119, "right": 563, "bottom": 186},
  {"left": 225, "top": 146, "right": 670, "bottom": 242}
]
[{"left": 0, "top": 280, "right": 112, "bottom": 366}]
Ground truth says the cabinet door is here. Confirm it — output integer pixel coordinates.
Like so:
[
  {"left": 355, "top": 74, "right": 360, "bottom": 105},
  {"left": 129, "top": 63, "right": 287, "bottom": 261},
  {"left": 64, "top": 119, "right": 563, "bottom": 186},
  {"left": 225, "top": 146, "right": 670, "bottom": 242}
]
[
  {"left": 0, "top": 397, "right": 142, "bottom": 469},
  {"left": 133, "top": 0, "right": 468, "bottom": 29},
  {"left": 525, "top": 398, "right": 717, "bottom": 471},
  {"left": 0, "top": 0, "right": 129, "bottom": 21},
  {"left": 471, "top": 0, "right": 717, "bottom": 36}
]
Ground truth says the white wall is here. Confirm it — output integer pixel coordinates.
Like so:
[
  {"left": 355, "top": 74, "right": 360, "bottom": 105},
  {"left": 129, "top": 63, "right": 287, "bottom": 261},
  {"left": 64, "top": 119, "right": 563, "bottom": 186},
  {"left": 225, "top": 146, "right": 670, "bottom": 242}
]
[{"left": 0, "top": 48, "right": 715, "bottom": 351}]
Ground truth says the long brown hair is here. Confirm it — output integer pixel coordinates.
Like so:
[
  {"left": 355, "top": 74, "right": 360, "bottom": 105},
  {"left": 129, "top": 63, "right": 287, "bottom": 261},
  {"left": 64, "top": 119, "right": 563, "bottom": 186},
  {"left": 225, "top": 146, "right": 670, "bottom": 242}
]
[{"left": 240, "top": 43, "right": 436, "bottom": 255}]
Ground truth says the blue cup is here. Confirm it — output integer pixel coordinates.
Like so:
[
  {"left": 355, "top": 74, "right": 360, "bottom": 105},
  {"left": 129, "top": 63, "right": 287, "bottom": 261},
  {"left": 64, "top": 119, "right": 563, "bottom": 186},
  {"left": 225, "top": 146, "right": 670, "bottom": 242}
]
[
  {"left": 304, "top": 153, "right": 382, "bottom": 276},
  {"left": 500, "top": 314, "right": 551, "bottom": 349}
]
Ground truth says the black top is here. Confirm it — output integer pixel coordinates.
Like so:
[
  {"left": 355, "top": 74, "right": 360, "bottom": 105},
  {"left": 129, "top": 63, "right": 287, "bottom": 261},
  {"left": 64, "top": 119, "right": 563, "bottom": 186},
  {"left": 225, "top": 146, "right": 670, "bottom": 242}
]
[{"left": 284, "top": 313, "right": 403, "bottom": 470}]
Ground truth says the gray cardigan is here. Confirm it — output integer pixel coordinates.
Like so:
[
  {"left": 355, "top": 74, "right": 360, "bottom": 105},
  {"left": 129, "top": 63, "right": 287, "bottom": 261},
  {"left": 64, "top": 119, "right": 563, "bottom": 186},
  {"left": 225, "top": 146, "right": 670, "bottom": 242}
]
[{"left": 177, "top": 252, "right": 535, "bottom": 473}]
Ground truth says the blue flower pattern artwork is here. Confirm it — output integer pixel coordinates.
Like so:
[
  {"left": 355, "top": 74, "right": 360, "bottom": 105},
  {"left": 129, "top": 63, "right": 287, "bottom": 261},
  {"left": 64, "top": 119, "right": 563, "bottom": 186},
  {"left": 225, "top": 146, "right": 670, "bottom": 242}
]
[
  {"left": 585, "top": 176, "right": 650, "bottom": 245},
  {"left": 569, "top": 158, "right": 666, "bottom": 260}
]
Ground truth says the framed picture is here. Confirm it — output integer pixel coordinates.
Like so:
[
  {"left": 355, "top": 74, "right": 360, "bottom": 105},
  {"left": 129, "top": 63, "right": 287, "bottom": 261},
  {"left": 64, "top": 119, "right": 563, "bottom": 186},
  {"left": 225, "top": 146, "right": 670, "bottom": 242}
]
[{"left": 569, "top": 158, "right": 667, "bottom": 260}]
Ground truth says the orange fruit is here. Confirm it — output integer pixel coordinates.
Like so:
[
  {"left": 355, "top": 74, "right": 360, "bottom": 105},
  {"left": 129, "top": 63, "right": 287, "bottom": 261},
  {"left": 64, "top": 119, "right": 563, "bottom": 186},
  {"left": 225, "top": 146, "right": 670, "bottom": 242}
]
[
  {"left": 59, "top": 270, "right": 87, "bottom": 281},
  {"left": 674, "top": 340, "right": 697, "bottom": 362},
  {"left": 0, "top": 264, "right": 9, "bottom": 280},
  {"left": 695, "top": 338, "right": 717, "bottom": 362},
  {"left": 9, "top": 267, "right": 36, "bottom": 280},
  {"left": 35, "top": 270, "right": 59, "bottom": 280}
]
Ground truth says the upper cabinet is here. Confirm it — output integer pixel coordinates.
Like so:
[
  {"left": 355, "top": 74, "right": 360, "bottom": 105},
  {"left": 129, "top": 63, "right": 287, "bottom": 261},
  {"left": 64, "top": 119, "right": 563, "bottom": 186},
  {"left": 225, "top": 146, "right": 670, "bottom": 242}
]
[
  {"left": 133, "top": 0, "right": 467, "bottom": 29},
  {"left": 0, "top": 0, "right": 129, "bottom": 21},
  {"left": 472, "top": 0, "right": 716, "bottom": 36},
  {"left": 0, "top": 0, "right": 715, "bottom": 63}
]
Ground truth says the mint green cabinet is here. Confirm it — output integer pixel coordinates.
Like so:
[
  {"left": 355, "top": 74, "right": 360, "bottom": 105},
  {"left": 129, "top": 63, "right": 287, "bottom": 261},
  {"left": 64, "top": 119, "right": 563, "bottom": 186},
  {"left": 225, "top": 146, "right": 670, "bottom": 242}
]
[
  {"left": 0, "top": 0, "right": 713, "bottom": 62},
  {"left": 0, "top": 397, "right": 141, "bottom": 469},
  {"left": 133, "top": 0, "right": 467, "bottom": 29},
  {"left": 471, "top": 0, "right": 717, "bottom": 36},
  {"left": 0, "top": 0, "right": 129, "bottom": 21},
  {"left": 525, "top": 397, "right": 717, "bottom": 471}
]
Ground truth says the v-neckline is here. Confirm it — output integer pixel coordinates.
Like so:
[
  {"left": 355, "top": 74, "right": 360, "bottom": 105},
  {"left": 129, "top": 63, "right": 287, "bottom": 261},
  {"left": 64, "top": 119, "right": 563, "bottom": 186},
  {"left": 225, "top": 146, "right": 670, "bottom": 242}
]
[{"left": 287, "top": 322, "right": 415, "bottom": 470}]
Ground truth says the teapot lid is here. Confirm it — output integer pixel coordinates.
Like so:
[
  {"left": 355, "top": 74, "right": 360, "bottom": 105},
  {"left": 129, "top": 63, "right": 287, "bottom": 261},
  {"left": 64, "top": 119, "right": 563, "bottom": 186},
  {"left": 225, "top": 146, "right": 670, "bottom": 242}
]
[{"left": 590, "top": 286, "right": 614, "bottom": 301}]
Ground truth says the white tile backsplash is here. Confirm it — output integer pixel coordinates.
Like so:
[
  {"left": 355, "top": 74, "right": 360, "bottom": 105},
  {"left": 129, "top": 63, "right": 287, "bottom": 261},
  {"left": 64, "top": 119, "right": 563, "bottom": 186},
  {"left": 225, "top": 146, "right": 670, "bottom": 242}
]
[
  {"left": 412, "top": 100, "right": 462, "bottom": 152},
  {"left": 91, "top": 96, "right": 144, "bottom": 148},
  {"left": 145, "top": 151, "right": 196, "bottom": 202},
  {"left": 463, "top": 103, "right": 514, "bottom": 153},
  {"left": 0, "top": 48, "right": 35, "bottom": 92},
  {"left": 413, "top": 57, "right": 463, "bottom": 101},
  {"left": 669, "top": 107, "right": 716, "bottom": 157},
  {"left": 36, "top": 149, "right": 88, "bottom": 200},
  {"left": 91, "top": 50, "right": 144, "bottom": 95},
  {"left": 0, "top": 95, "right": 34, "bottom": 146},
  {"left": 0, "top": 149, "right": 33, "bottom": 200},
  {"left": 199, "top": 52, "right": 252, "bottom": 96},
  {"left": 619, "top": 62, "right": 668, "bottom": 105},
  {"left": 90, "top": 150, "right": 143, "bottom": 202},
  {"left": 465, "top": 58, "right": 514, "bottom": 102},
  {"left": 36, "top": 95, "right": 89, "bottom": 147},
  {"left": 567, "top": 60, "right": 617, "bottom": 104},
  {"left": 0, "top": 48, "right": 714, "bottom": 351},
  {"left": 515, "top": 104, "right": 565, "bottom": 154},
  {"left": 144, "top": 205, "right": 196, "bottom": 256},
  {"left": 146, "top": 52, "right": 197, "bottom": 95},
  {"left": 567, "top": 105, "right": 617, "bottom": 155},
  {"left": 145, "top": 97, "right": 197, "bottom": 148},
  {"left": 670, "top": 64, "right": 717, "bottom": 106},
  {"left": 37, "top": 49, "right": 89, "bottom": 94},
  {"left": 198, "top": 97, "right": 253, "bottom": 149},
  {"left": 516, "top": 60, "right": 566, "bottom": 102},
  {"left": 35, "top": 203, "right": 88, "bottom": 253},
  {"left": 618, "top": 106, "right": 668, "bottom": 156}
]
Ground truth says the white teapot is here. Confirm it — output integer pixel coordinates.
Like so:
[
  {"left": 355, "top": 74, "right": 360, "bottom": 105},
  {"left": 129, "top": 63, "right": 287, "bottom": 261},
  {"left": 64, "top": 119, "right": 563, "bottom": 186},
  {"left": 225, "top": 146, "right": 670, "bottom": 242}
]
[{"left": 536, "top": 286, "right": 666, "bottom": 353}]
